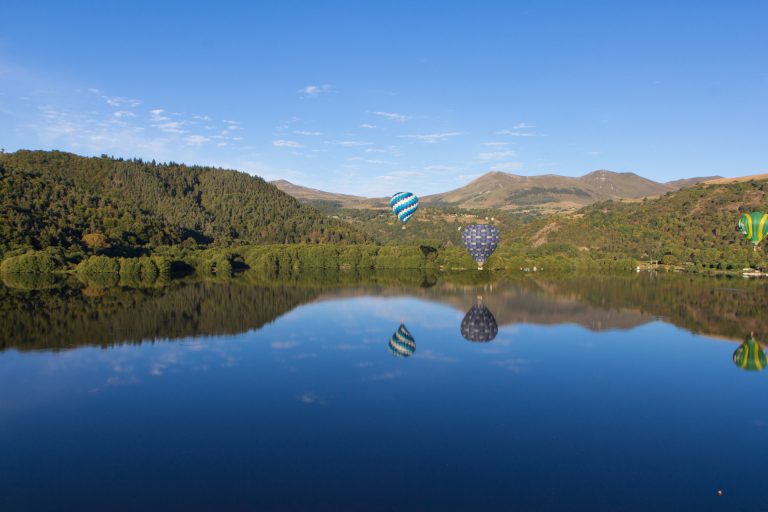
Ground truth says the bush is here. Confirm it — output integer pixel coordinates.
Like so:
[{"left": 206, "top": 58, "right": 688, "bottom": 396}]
[
  {"left": 0, "top": 251, "right": 57, "bottom": 274},
  {"left": 77, "top": 255, "right": 119, "bottom": 275}
]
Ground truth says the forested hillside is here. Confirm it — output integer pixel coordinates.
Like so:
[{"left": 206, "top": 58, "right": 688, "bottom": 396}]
[
  {"left": 0, "top": 150, "right": 366, "bottom": 258},
  {"left": 509, "top": 180, "right": 768, "bottom": 268}
]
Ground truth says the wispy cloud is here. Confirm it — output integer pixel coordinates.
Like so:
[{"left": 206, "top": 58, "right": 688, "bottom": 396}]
[
  {"left": 481, "top": 141, "right": 509, "bottom": 147},
  {"left": 327, "top": 140, "right": 373, "bottom": 147},
  {"left": 490, "top": 162, "right": 523, "bottom": 171},
  {"left": 371, "top": 111, "right": 409, "bottom": 122},
  {"left": 113, "top": 110, "right": 135, "bottom": 119},
  {"left": 496, "top": 129, "right": 545, "bottom": 137},
  {"left": 293, "top": 130, "right": 321, "bottom": 136},
  {"left": 300, "top": 84, "right": 332, "bottom": 96},
  {"left": 273, "top": 139, "right": 303, "bottom": 148},
  {"left": 185, "top": 135, "right": 209, "bottom": 146},
  {"left": 513, "top": 122, "right": 534, "bottom": 129},
  {"left": 360, "top": 123, "right": 377, "bottom": 129},
  {"left": 401, "top": 132, "right": 461, "bottom": 144},
  {"left": 156, "top": 121, "right": 186, "bottom": 134},
  {"left": 478, "top": 150, "right": 517, "bottom": 160},
  {"left": 88, "top": 88, "right": 142, "bottom": 108},
  {"left": 149, "top": 109, "right": 169, "bottom": 122}
]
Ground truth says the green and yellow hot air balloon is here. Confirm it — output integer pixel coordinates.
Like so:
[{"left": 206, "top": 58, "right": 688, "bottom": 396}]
[
  {"left": 732, "top": 335, "right": 767, "bottom": 372},
  {"left": 737, "top": 212, "right": 768, "bottom": 249}
]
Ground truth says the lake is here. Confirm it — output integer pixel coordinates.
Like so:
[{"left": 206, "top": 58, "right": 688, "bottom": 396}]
[{"left": 0, "top": 271, "right": 766, "bottom": 511}]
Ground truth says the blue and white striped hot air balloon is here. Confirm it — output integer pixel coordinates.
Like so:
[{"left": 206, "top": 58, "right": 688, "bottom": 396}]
[
  {"left": 462, "top": 224, "right": 501, "bottom": 270},
  {"left": 390, "top": 192, "right": 419, "bottom": 228},
  {"left": 388, "top": 323, "right": 416, "bottom": 357}
]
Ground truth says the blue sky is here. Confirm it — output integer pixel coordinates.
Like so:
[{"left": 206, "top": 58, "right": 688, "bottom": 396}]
[{"left": 0, "top": 1, "right": 766, "bottom": 196}]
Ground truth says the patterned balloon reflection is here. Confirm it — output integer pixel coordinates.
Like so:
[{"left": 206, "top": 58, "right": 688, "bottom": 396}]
[
  {"left": 388, "top": 323, "right": 416, "bottom": 357},
  {"left": 732, "top": 334, "right": 767, "bottom": 371},
  {"left": 461, "top": 296, "right": 498, "bottom": 343}
]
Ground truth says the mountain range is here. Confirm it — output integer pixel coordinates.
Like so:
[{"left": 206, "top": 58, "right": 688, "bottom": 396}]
[{"left": 272, "top": 170, "right": 720, "bottom": 212}]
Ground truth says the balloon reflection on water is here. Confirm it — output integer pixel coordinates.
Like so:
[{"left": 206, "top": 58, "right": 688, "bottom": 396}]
[
  {"left": 388, "top": 323, "right": 416, "bottom": 357},
  {"left": 461, "top": 296, "right": 498, "bottom": 343},
  {"left": 733, "top": 334, "right": 767, "bottom": 371}
]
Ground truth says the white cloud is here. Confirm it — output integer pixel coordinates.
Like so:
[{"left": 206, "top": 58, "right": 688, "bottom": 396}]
[
  {"left": 300, "top": 84, "right": 332, "bottom": 96},
  {"left": 371, "top": 111, "right": 409, "bottom": 122},
  {"left": 495, "top": 129, "right": 545, "bottom": 137},
  {"left": 156, "top": 121, "right": 186, "bottom": 134},
  {"left": 360, "top": 123, "right": 377, "bottom": 129},
  {"left": 293, "top": 130, "right": 321, "bottom": 136},
  {"left": 424, "top": 164, "right": 458, "bottom": 172},
  {"left": 88, "top": 88, "right": 142, "bottom": 108},
  {"left": 365, "top": 148, "right": 387, "bottom": 153},
  {"left": 478, "top": 150, "right": 517, "bottom": 160},
  {"left": 113, "top": 110, "right": 135, "bottom": 119},
  {"left": 481, "top": 141, "right": 508, "bottom": 147},
  {"left": 490, "top": 162, "right": 523, "bottom": 171},
  {"left": 273, "top": 139, "right": 303, "bottom": 148},
  {"left": 327, "top": 140, "right": 373, "bottom": 147},
  {"left": 150, "top": 109, "right": 169, "bottom": 121},
  {"left": 185, "top": 135, "right": 210, "bottom": 146},
  {"left": 402, "top": 132, "right": 461, "bottom": 144},
  {"left": 513, "top": 122, "right": 534, "bottom": 129}
]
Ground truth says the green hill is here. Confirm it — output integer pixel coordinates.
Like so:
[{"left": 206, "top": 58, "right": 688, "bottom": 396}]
[
  {"left": 0, "top": 150, "right": 367, "bottom": 258},
  {"left": 509, "top": 179, "right": 768, "bottom": 269}
]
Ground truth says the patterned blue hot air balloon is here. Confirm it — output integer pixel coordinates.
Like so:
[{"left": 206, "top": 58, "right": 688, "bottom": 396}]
[
  {"left": 390, "top": 192, "right": 419, "bottom": 228},
  {"left": 461, "top": 297, "right": 498, "bottom": 343},
  {"left": 462, "top": 224, "right": 501, "bottom": 270},
  {"left": 388, "top": 323, "right": 416, "bottom": 357}
]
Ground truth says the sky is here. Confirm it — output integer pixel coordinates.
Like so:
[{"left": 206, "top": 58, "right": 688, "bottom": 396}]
[{"left": 0, "top": 1, "right": 766, "bottom": 196}]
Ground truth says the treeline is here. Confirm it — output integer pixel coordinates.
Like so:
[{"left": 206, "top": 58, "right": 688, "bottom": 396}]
[{"left": 0, "top": 150, "right": 368, "bottom": 260}]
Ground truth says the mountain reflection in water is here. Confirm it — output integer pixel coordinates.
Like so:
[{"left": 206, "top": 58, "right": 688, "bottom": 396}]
[{"left": 2, "top": 271, "right": 767, "bottom": 352}]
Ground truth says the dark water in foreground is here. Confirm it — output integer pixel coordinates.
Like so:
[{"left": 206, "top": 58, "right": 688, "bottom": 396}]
[{"left": 1, "top": 272, "right": 767, "bottom": 511}]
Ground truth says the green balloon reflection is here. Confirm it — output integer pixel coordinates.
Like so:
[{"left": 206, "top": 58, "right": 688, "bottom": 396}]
[{"left": 733, "top": 334, "right": 767, "bottom": 371}]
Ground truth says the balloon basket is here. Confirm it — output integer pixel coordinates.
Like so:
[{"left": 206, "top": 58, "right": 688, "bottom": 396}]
[{"left": 402, "top": 225, "right": 406, "bottom": 230}]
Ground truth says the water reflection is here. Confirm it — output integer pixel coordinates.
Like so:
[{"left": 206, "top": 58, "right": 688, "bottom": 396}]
[
  {"left": 732, "top": 333, "right": 767, "bottom": 371},
  {"left": 388, "top": 323, "right": 417, "bottom": 357},
  {"left": 460, "top": 296, "right": 498, "bottom": 343},
  {"left": 2, "top": 271, "right": 768, "bottom": 360}
]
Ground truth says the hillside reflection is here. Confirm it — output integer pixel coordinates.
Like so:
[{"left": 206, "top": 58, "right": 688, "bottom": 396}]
[{"left": 1, "top": 271, "right": 767, "bottom": 351}]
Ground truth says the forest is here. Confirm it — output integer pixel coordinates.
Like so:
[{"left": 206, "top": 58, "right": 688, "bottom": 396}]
[{"left": 1, "top": 150, "right": 768, "bottom": 278}]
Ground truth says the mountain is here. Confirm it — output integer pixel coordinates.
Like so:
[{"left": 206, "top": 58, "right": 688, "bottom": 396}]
[
  {"left": 422, "top": 170, "right": 715, "bottom": 211},
  {"left": 274, "top": 170, "right": 717, "bottom": 213},
  {"left": 0, "top": 150, "right": 367, "bottom": 257},
  {"left": 666, "top": 176, "right": 722, "bottom": 188},
  {"left": 270, "top": 179, "right": 385, "bottom": 208},
  {"left": 703, "top": 174, "right": 768, "bottom": 185}
]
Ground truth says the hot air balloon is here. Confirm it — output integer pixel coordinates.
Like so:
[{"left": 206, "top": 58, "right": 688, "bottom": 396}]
[
  {"left": 462, "top": 224, "right": 501, "bottom": 270},
  {"left": 732, "top": 335, "right": 767, "bottom": 371},
  {"left": 388, "top": 323, "right": 416, "bottom": 357},
  {"left": 737, "top": 212, "right": 768, "bottom": 250},
  {"left": 390, "top": 192, "right": 419, "bottom": 228},
  {"left": 461, "top": 296, "right": 498, "bottom": 343}
]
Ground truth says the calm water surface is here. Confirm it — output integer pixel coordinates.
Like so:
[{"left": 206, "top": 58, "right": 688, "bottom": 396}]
[{"left": 0, "top": 273, "right": 766, "bottom": 511}]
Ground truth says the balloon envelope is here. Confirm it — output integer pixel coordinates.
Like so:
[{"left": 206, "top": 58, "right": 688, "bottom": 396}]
[
  {"left": 737, "top": 212, "right": 768, "bottom": 246},
  {"left": 461, "top": 300, "right": 498, "bottom": 343},
  {"left": 462, "top": 224, "right": 501, "bottom": 269},
  {"left": 389, "top": 323, "right": 416, "bottom": 357},
  {"left": 733, "top": 337, "right": 767, "bottom": 371},
  {"left": 390, "top": 192, "right": 419, "bottom": 224}
]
